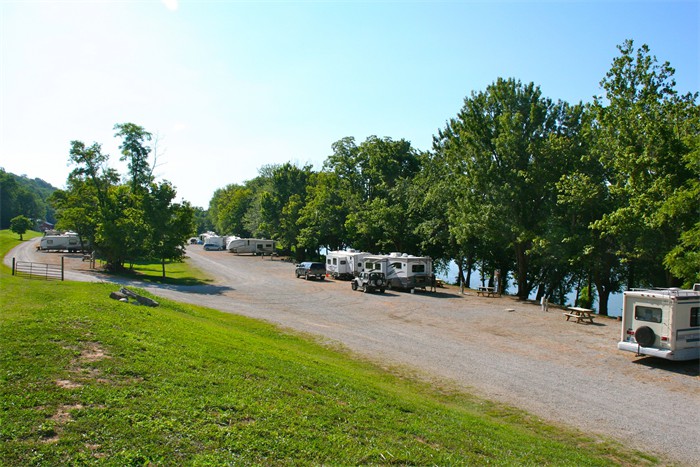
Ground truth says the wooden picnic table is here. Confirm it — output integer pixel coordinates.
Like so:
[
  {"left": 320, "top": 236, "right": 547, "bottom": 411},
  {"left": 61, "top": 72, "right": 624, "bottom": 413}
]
[
  {"left": 563, "top": 306, "right": 595, "bottom": 324},
  {"left": 476, "top": 286, "right": 498, "bottom": 297}
]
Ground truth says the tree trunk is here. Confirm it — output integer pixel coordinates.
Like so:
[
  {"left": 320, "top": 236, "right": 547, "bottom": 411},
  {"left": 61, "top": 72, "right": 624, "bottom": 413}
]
[
  {"left": 515, "top": 242, "right": 529, "bottom": 300},
  {"left": 162, "top": 257, "right": 166, "bottom": 278},
  {"left": 594, "top": 279, "right": 610, "bottom": 316}
]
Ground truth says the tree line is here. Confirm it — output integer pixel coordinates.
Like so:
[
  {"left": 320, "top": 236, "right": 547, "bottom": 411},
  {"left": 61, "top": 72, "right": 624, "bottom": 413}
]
[
  {"left": 208, "top": 41, "right": 699, "bottom": 314},
  {"left": 0, "top": 169, "right": 56, "bottom": 230}
]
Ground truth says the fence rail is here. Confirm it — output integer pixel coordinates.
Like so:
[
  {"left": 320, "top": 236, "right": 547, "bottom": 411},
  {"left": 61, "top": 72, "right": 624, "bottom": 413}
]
[{"left": 12, "top": 258, "right": 64, "bottom": 281}]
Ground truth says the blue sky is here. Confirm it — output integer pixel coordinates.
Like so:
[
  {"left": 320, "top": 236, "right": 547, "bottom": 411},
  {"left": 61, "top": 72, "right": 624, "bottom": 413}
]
[{"left": 1, "top": 0, "right": 698, "bottom": 208}]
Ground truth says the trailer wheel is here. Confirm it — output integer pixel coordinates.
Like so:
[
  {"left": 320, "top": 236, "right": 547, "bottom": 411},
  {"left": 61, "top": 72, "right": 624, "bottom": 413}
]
[
  {"left": 635, "top": 326, "right": 655, "bottom": 347},
  {"left": 351, "top": 281, "right": 358, "bottom": 291}
]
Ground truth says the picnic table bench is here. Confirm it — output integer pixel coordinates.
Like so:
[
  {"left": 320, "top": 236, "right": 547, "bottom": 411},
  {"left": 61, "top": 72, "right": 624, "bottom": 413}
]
[
  {"left": 563, "top": 307, "right": 595, "bottom": 324},
  {"left": 476, "top": 286, "right": 498, "bottom": 297}
]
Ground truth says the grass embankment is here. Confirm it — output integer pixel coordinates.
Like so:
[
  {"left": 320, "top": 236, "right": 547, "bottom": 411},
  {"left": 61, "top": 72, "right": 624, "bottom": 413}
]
[{"left": 0, "top": 231, "right": 657, "bottom": 465}]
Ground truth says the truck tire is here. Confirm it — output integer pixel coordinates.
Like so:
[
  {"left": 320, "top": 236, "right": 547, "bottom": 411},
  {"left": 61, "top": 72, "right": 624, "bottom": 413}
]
[
  {"left": 635, "top": 326, "right": 655, "bottom": 347},
  {"left": 351, "top": 281, "right": 358, "bottom": 291}
]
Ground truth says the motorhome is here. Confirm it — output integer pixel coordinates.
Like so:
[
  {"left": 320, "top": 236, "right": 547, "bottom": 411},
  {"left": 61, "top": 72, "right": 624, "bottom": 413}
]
[
  {"left": 361, "top": 253, "right": 433, "bottom": 292},
  {"left": 617, "top": 286, "right": 700, "bottom": 361},
  {"left": 325, "top": 250, "right": 370, "bottom": 280},
  {"left": 39, "top": 232, "right": 88, "bottom": 252},
  {"left": 226, "top": 238, "right": 276, "bottom": 255}
]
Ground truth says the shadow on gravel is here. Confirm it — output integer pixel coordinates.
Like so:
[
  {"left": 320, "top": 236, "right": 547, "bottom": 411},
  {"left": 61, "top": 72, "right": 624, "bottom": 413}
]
[
  {"left": 632, "top": 356, "right": 700, "bottom": 376},
  {"left": 147, "top": 284, "right": 235, "bottom": 295}
]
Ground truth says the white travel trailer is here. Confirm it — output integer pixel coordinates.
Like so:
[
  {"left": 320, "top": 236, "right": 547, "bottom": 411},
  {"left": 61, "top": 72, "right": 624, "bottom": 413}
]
[
  {"left": 325, "top": 250, "right": 370, "bottom": 280},
  {"left": 39, "top": 232, "right": 88, "bottom": 252},
  {"left": 202, "top": 235, "right": 227, "bottom": 251},
  {"left": 226, "top": 238, "right": 276, "bottom": 255},
  {"left": 361, "top": 253, "right": 433, "bottom": 291},
  {"left": 617, "top": 286, "right": 700, "bottom": 361}
]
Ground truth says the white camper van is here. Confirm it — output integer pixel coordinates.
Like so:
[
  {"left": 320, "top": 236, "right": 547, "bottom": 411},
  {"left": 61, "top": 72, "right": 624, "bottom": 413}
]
[
  {"left": 39, "top": 232, "right": 88, "bottom": 252},
  {"left": 325, "top": 250, "right": 370, "bottom": 280},
  {"left": 226, "top": 238, "right": 276, "bottom": 255},
  {"left": 361, "top": 253, "right": 433, "bottom": 292},
  {"left": 617, "top": 286, "right": 700, "bottom": 361}
]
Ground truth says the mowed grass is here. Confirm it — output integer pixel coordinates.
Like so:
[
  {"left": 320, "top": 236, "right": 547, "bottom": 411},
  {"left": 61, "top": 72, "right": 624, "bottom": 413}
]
[
  {"left": 117, "top": 256, "right": 214, "bottom": 285},
  {"left": 0, "top": 231, "right": 658, "bottom": 465}
]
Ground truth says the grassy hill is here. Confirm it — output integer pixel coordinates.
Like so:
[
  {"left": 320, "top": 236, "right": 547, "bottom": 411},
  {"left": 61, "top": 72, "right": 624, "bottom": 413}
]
[{"left": 0, "top": 230, "right": 657, "bottom": 465}]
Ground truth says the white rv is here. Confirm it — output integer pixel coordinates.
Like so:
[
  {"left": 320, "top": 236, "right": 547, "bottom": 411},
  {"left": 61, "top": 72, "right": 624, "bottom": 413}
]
[
  {"left": 202, "top": 235, "right": 227, "bottom": 251},
  {"left": 226, "top": 238, "right": 276, "bottom": 255},
  {"left": 361, "top": 253, "right": 433, "bottom": 291},
  {"left": 617, "top": 286, "right": 700, "bottom": 361},
  {"left": 39, "top": 232, "right": 88, "bottom": 252},
  {"left": 325, "top": 250, "right": 370, "bottom": 280}
]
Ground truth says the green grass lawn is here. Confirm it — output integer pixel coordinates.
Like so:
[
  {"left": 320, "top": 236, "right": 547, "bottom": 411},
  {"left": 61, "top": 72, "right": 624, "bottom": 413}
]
[{"left": 0, "top": 231, "right": 658, "bottom": 465}]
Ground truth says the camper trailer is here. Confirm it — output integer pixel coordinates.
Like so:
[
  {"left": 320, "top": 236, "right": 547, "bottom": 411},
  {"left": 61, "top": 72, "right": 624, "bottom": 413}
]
[
  {"left": 39, "top": 232, "right": 88, "bottom": 252},
  {"left": 617, "top": 286, "right": 700, "bottom": 361},
  {"left": 325, "top": 250, "right": 370, "bottom": 280},
  {"left": 202, "top": 235, "right": 227, "bottom": 251},
  {"left": 361, "top": 253, "right": 433, "bottom": 292},
  {"left": 226, "top": 238, "right": 276, "bottom": 255}
]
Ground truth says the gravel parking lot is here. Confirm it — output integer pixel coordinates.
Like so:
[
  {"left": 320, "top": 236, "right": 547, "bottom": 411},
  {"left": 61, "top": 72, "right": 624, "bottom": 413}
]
[{"left": 7, "top": 239, "right": 700, "bottom": 465}]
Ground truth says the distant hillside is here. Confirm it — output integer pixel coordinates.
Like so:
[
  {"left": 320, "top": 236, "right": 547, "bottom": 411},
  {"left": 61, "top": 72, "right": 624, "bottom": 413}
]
[{"left": 0, "top": 168, "right": 58, "bottom": 229}]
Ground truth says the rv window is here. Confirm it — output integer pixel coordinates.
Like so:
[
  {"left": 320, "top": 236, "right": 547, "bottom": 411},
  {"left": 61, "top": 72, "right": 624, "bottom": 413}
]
[
  {"left": 691, "top": 307, "right": 699, "bottom": 327},
  {"left": 327, "top": 259, "right": 331, "bottom": 265},
  {"left": 391, "top": 262, "right": 402, "bottom": 270},
  {"left": 635, "top": 305, "right": 662, "bottom": 323},
  {"left": 340, "top": 260, "right": 347, "bottom": 265},
  {"left": 333, "top": 258, "right": 337, "bottom": 265},
  {"left": 257, "top": 244, "right": 263, "bottom": 250},
  {"left": 412, "top": 265, "right": 425, "bottom": 273}
]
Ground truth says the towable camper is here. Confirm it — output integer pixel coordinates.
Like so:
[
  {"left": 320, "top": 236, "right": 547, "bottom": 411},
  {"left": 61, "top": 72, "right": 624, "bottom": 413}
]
[
  {"left": 226, "top": 238, "right": 275, "bottom": 255},
  {"left": 361, "top": 253, "right": 433, "bottom": 292},
  {"left": 325, "top": 250, "right": 370, "bottom": 279},
  {"left": 617, "top": 286, "right": 700, "bottom": 361},
  {"left": 202, "top": 235, "right": 227, "bottom": 251},
  {"left": 39, "top": 232, "right": 89, "bottom": 252}
]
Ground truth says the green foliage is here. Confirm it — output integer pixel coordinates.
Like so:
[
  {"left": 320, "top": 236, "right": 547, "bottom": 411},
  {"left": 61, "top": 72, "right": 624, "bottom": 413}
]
[
  {"left": 51, "top": 124, "right": 194, "bottom": 275},
  {"left": 0, "top": 169, "right": 56, "bottom": 229},
  {"left": 9, "top": 215, "right": 34, "bottom": 240},
  {"left": 434, "top": 78, "right": 583, "bottom": 299},
  {"left": 590, "top": 40, "right": 699, "bottom": 289}
]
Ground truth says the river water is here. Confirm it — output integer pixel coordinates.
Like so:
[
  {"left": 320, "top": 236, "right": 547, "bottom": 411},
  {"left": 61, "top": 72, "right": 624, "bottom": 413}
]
[{"left": 435, "top": 261, "right": 623, "bottom": 317}]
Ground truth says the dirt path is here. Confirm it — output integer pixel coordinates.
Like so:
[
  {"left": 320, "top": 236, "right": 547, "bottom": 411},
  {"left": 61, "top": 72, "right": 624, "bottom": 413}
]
[{"left": 6, "top": 239, "right": 700, "bottom": 465}]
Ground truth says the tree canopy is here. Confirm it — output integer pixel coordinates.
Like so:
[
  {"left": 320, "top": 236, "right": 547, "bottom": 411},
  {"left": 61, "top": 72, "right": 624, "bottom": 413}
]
[{"left": 49, "top": 123, "right": 195, "bottom": 275}]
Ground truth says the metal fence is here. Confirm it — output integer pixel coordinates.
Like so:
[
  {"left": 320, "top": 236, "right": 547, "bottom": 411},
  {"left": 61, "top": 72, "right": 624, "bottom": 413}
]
[{"left": 12, "top": 258, "right": 64, "bottom": 281}]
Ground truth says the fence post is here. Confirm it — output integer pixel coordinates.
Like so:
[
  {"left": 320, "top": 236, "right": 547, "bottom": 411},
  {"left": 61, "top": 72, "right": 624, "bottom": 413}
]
[
  {"left": 61, "top": 257, "right": 64, "bottom": 281},
  {"left": 12, "top": 257, "right": 15, "bottom": 276}
]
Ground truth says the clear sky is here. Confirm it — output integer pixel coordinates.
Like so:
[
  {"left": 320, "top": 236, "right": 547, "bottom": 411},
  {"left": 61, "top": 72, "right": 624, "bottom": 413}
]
[{"left": 1, "top": 0, "right": 698, "bottom": 208}]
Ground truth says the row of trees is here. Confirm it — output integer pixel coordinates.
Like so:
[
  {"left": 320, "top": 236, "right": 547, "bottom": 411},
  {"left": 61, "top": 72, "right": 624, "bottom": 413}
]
[
  {"left": 0, "top": 169, "right": 56, "bottom": 230},
  {"left": 208, "top": 41, "right": 698, "bottom": 314},
  {"left": 50, "top": 123, "right": 195, "bottom": 276}
]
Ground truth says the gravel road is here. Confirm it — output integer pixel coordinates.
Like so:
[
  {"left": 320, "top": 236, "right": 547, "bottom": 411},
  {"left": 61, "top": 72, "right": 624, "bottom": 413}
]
[{"left": 6, "top": 239, "right": 700, "bottom": 465}]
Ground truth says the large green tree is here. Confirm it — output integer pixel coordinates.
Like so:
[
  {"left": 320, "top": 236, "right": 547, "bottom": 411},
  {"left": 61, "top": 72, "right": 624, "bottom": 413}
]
[
  {"left": 590, "top": 40, "right": 699, "bottom": 289},
  {"left": 436, "top": 78, "right": 580, "bottom": 299},
  {"left": 52, "top": 124, "right": 194, "bottom": 273},
  {"left": 9, "top": 215, "right": 33, "bottom": 240}
]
